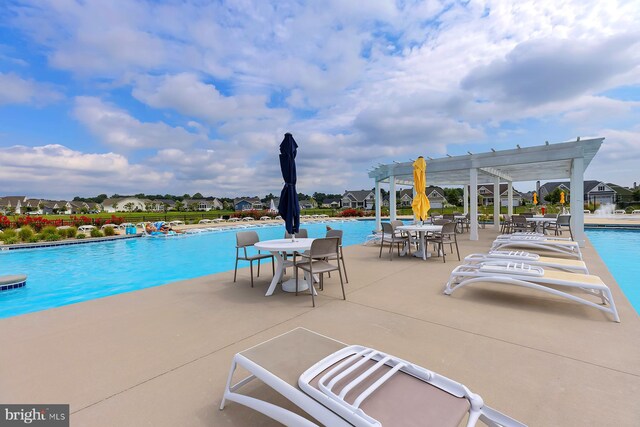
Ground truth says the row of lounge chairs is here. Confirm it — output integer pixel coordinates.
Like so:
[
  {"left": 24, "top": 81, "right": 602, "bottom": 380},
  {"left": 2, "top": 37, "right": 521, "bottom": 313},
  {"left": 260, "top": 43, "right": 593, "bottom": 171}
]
[{"left": 444, "top": 232, "right": 620, "bottom": 322}]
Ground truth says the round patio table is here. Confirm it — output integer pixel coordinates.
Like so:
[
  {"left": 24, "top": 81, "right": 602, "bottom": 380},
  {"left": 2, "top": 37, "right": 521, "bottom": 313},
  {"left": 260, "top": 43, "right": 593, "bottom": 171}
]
[
  {"left": 254, "top": 238, "right": 315, "bottom": 296},
  {"left": 395, "top": 224, "right": 443, "bottom": 260},
  {"left": 526, "top": 217, "right": 556, "bottom": 233}
]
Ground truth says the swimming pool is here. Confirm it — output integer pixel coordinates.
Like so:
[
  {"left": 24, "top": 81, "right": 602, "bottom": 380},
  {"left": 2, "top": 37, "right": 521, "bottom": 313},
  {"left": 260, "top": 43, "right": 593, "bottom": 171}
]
[
  {"left": 0, "top": 220, "right": 378, "bottom": 318},
  {"left": 585, "top": 229, "right": 640, "bottom": 315}
]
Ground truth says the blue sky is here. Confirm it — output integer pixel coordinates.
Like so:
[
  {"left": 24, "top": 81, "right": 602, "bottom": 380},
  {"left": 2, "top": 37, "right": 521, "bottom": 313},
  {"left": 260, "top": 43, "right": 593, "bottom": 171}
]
[{"left": 0, "top": 0, "right": 639, "bottom": 199}]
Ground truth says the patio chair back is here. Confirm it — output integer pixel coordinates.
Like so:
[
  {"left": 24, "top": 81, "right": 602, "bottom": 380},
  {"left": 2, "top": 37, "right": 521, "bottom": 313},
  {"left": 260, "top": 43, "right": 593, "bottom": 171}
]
[
  {"left": 309, "top": 237, "right": 339, "bottom": 259},
  {"left": 544, "top": 213, "right": 558, "bottom": 218},
  {"left": 433, "top": 219, "right": 451, "bottom": 225},
  {"left": 285, "top": 228, "right": 308, "bottom": 239},
  {"left": 381, "top": 222, "right": 394, "bottom": 236},
  {"left": 557, "top": 215, "right": 571, "bottom": 225},
  {"left": 390, "top": 220, "right": 404, "bottom": 229},
  {"left": 236, "top": 231, "right": 259, "bottom": 248},
  {"left": 443, "top": 214, "right": 454, "bottom": 221},
  {"left": 441, "top": 221, "right": 457, "bottom": 235},
  {"left": 521, "top": 212, "right": 534, "bottom": 218},
  {"left": 325, "top": 229, "right": 343, "bottom": 244}
]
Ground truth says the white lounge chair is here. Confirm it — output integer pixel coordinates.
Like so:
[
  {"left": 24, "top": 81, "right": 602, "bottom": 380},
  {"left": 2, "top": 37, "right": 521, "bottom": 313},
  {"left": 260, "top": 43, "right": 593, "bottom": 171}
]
[
  {"left": 632, "top": 210, "right": 640, "bottom": 215},
  {"left": 614, "top": 210, "right": 626, "bottom": 215},
  {"left": 259, "top": 216, "right": 271, "bottom": 221},
  {"left": 465, "top": 251, "right": 589, "bottom": 274},
  {"left": 100, "top": 223, "right": 118, "bottom": 230},
  {"left": 199, "top": 219, "right": 212, "bottom": 224},
  {"left": 444, "top": 262, "right": 619, "bottom": 322},
  {"left": 77, "top": 225, "right": 96, "bottom": 233},
  {"left": 490, "top": 235, "right": 582, "bottom": 260},
  {"left": 221, "top": 328, "right": 526, "bottom": 427},
  {"left": 169, "top": 220, "right": 185, "bottom": 226},
  {"left": 228, "top": 217, "right": 240, "bottom": 222}
]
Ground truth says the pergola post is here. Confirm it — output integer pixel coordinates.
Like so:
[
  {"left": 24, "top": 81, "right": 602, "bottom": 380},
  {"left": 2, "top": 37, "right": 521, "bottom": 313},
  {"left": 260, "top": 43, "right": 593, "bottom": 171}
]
[
  {"left": 375, "top": 180, "right": 381, "bottom": 231},
  {"left": 470, "top": 168, "right": 478, "bottom": 241},
  {"left": 507, "top": 181, "right": 514, "bottom": 216},
  {"left": 463, "top": 185, "right": 469, "bottom": 215},
  {"left": 570, "top": 157, "right": 585, "bottom": 247},
  {"left": 493, "top": 177, "right": 500, "bottom": 230},
  {"left": 389, "top": 176, "right": 397, "bottom": 221}
]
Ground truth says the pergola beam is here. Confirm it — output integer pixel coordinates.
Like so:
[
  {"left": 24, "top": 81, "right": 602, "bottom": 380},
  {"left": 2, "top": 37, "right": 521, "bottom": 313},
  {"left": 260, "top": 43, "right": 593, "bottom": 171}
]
[{"left": 480, "top": 167, "right": 513, "bottom": 182}]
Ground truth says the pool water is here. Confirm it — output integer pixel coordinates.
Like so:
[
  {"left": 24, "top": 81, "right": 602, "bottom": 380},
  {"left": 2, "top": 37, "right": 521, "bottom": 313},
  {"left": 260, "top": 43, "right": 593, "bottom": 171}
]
[
  {"left": 585, "top": 229, "right": 640, "bottom": 315},
  {"left": 0, "top": 220, "right": 378, "bottom": 318}
]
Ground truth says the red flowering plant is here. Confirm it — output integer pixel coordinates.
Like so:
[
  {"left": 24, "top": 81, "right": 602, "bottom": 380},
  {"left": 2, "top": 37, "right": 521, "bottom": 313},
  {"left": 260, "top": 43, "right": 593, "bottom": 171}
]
[
  {"left": 0, "top": 215, "right": 11, "bottom": 229},
  {"left": 15, "top": 216, "right": 54, "bottom": 232},
  {"left": 338, "top": 208, "right": 365, "bottom": 217},
  {"left": 104, "top": 215, "right": 125, "bottom": 225}
]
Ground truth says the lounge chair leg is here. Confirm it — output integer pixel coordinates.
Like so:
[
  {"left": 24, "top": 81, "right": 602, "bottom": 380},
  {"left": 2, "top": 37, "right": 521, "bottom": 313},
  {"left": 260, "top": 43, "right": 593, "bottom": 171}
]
[
  {"left": 271, "top": 257, "right": 275, "bottom": 276},
  {"left": 249, "top": 261, "right": 254, "bottom": 288},
  {"left": 295, "top": 265, "right": 299, "bottom": 296},
  {"left": 220, "top": 359, "right": 237, "bottom": 410},
  {"left": 257, "top": 258, "right": 261, "bottom": 277},
  {"left": 233, "top": 258, "right": 238, "bottom": 283},
  {"left": 379, "top": 239, "right": 384, "bottom": 258}
]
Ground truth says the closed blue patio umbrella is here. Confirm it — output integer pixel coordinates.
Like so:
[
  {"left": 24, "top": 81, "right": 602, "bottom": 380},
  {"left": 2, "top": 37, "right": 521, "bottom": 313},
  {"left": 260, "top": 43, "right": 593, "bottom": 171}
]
[{"left": 277, "top": 133, "right": 300, "bottom": 237}]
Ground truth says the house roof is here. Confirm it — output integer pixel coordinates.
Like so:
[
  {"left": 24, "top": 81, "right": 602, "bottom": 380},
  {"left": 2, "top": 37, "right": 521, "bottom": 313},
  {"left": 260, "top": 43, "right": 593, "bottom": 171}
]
[
  {"left": 540, "top": 180, "right": 607, "bottom": 194},
  {"left": 234, "top": 197, "right": 261, "bottom": 204},
  {"left": 153, "top": 199, "right": 176, "bottom": 205},
  {"left": 343, "top": 190, "right": 373, "bottom": 201},
  {"left": 607, "top": 183, "right": 633, "bottom": 196},
  {"left": 0, "top": 196, "right": 27, "bottom": 206},
  {"left": 322, "top": 198, "right": 340, "bottom": 204}
]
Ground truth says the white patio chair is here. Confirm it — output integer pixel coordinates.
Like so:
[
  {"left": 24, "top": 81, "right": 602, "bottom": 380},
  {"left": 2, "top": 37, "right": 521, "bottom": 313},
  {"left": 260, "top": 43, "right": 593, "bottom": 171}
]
[
  {"left": 444, "top": 261, "right": 619, "bottom": 322},
  {"left": 220, "top": 328, "right": 526, "bottom": 427}
]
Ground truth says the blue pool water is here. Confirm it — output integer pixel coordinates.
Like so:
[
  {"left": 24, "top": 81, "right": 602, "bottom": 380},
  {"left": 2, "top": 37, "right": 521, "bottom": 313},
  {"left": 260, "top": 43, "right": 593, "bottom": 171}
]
[
  {"left": 0, "top": 220, "right": 377, "bottom": 318},
  {"left": 585, "top": 229, "right": 640, "bottom": 315}
]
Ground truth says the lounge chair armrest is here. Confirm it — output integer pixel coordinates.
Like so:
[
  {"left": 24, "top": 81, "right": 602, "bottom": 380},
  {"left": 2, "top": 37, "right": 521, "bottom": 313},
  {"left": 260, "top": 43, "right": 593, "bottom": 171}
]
[{"left": 479, "top": 405, "right": 527, "bottom": 427}]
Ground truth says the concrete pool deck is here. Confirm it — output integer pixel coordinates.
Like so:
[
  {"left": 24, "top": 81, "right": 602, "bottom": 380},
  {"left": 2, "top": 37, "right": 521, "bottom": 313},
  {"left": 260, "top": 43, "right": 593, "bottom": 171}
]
[{"left": 1, "top": 228, "right": 639, "bottom": 426}]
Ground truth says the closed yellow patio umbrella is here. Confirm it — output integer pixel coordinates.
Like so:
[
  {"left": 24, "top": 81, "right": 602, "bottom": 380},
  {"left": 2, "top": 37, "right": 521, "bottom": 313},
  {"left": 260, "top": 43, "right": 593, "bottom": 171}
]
[
  {"left": 533, "top": 192, "right": 538, "bottom": 205},
  {"left": 560, "top": 191, "right": 565, "bottom": 205},
  {"left": 411, "top": 156, "right": 431, "bottom": 221}
]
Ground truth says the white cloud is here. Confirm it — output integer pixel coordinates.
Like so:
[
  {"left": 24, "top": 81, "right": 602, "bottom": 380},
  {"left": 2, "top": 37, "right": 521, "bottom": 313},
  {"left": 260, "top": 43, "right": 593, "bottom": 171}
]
[
  {"left": 73, "top": 96, "right": 205, "bottom": 150},
  {"left": 0, "top": 72, "right": 62, "bottom": 106},
  {"left": 3, "top": 0, "right": 640, "bottom": 197},
  {"left": 0, "top": 144, "right": 171, "bottom": 199},
  {"left": 132, "top": 73, "right": 288, "bottom": 125}
]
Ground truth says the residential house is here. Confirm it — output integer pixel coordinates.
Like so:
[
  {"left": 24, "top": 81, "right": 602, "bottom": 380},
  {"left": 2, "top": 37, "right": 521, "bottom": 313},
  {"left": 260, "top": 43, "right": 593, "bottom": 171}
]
[
  {"left": 299, "top": 199, "right": 317, "bottom": 210},
  {"left": 102, "top": 197, "right": 149, "bottom": 213},
  {"left": 342, "top": 190, "right": 375, "bottom": 210},
  {"left": 183, "top": 198, "right": 224, "bottom": 211},
  {"left": 476, "top": 184, "right": 523, "bottom": 207},
  {"left": 0, "top": 196, "right": 27, "bottom": 214},
  {"left": 539, "top": 180, "right": 619, "bottom": 206},
  {"left": 398, "top": 189, "right": 413, "bottom": 207},
  {"left": 234, "top": 197, "right": 264, "bottom": 211},
  {"left": 152, "top": 199, "right": 176, "bottom": 211},
  {"left": 321, "top": 198, "right": 341, "bottom": 209},
  {"left": 425, "top": 186, "right": 447, "bottom": 209}
]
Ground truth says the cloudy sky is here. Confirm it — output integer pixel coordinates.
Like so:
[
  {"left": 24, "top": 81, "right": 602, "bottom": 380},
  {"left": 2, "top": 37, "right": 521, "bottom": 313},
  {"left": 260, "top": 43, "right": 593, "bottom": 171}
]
[{"left": 0, "top": 0, "right": 639, "bottom": 199}]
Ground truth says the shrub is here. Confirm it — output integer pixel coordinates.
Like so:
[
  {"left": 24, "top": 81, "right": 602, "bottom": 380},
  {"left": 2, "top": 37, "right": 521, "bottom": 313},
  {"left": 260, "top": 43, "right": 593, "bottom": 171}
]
[
  {"left": 76, "top": 234, "right": 86, "bottom": 239},
  {"left": 1, "top": 228, "right": 18, "bottom": 242},
  {"left": 90, "top": 229, "right": 103, "bottom": 238},
  {"left": 103, "top": 226, "right": 115, "bottom": 236},
  {"left": 44, "top": 233, "right": 61, "bottom": 241},
  {"left": 28, "top": 236, "right": 40, "bottom": 243},
  {"left": 40, "top": 226, "right": 58, "bottom": 237},
  {"left": 18, "top": 225, "right": 35, "bottom": 242},
  {"left": 2, "top": 236, "right": 18, "bottom": 244},
  {"left": 65, "top": 227, "right": 78, "bottom": 238}
]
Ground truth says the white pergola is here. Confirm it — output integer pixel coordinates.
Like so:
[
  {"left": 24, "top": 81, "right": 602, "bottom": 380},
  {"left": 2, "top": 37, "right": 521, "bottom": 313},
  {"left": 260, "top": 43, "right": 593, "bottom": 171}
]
[{"left": 368, "top": 137, "right": 604, "bottom": 247}]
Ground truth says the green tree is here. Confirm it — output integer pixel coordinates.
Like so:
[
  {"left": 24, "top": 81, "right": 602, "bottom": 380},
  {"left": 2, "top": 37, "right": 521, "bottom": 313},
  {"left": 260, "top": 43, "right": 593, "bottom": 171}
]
[
  {"left": 124, "top": 202, "right": 135, "bottom": 212},
  {"left": 192, "top": 192, "right": 204, "bottom": 199},
  {"left": 544, "top": 188, "right": 562, "bottom": 204},
  {"left": 174, "top": 201, "right": 185, "bottom": 211},
  {"left": 188, "top": 202, "right": 199, "bottom": 211}
]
